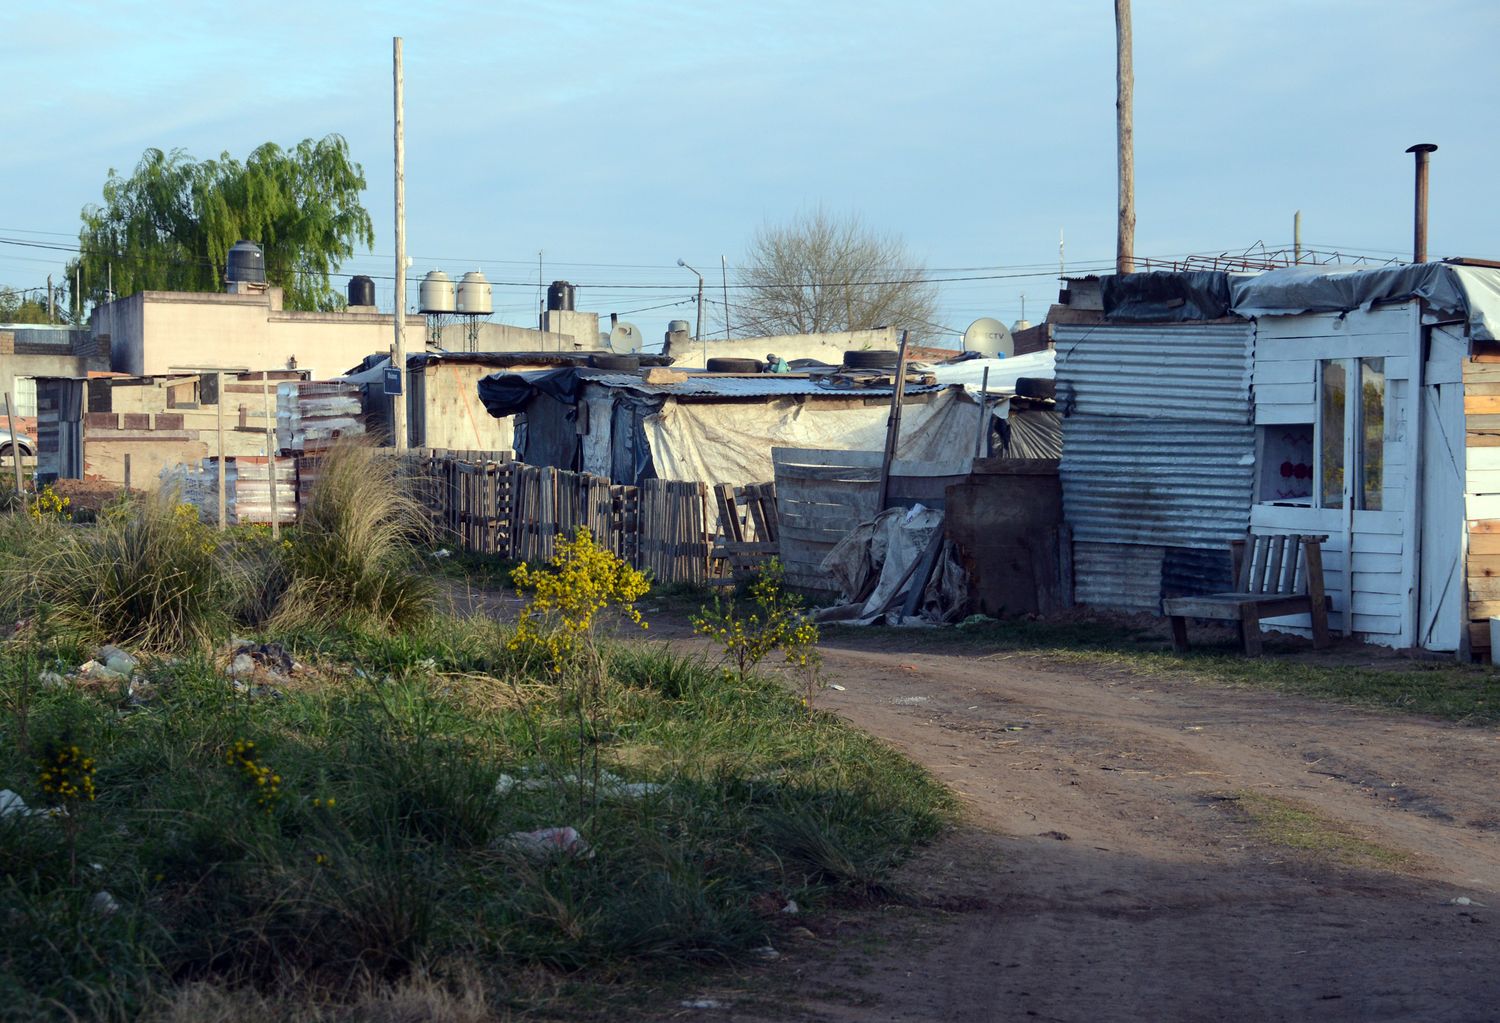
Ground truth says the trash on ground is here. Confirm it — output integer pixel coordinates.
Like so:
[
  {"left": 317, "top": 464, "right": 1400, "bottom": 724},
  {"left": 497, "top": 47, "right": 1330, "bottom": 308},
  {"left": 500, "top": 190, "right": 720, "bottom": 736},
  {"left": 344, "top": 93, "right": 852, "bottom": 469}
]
[
  {"left": 680, "top": 999, "right": 726, "bottom": 1010},
  {"left": 0, "top": 789, "right": 33, "bottom": 818},
  {"left": 752, "top": 944, "right": 780, "bottom": 961},
  {"left": 781, "top": 899, "right": 799, "bottom": 915},
  {"left": 91, "top": 891, "right": 121, "bottom": 916},
  {"left": 829, "top": 683, "right": 846, "bottom": 691},
  {"left": 499, "top": 826, "right": 592, "bottom": 862}
]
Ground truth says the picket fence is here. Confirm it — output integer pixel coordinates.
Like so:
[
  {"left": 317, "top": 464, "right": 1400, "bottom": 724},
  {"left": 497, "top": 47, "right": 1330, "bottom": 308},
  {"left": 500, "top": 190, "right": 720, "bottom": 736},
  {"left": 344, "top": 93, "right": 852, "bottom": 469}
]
[{"left": 411, "top": 449, "right": 716, "bottom": 585}]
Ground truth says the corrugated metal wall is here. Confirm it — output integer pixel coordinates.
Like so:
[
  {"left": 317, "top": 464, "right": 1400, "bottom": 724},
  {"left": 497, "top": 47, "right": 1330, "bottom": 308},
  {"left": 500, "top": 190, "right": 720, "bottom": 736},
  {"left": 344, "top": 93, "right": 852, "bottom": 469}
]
[{"left": 1056, "top": 322, "right": 1255, "bottom": 612}]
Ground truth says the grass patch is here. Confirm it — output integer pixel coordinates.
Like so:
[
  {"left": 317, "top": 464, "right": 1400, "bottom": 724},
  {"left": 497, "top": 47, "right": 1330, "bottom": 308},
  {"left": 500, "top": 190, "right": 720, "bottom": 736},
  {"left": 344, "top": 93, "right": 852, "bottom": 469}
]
[
  {"left": 0, "top": 617, "right": 951, "bottom": 1020},
  {"left": 1223, "top": 791, "right": 1410, "bottom": 870},
  {"left": 850, "top": 616, "right": 1500, "bottom": 725}
]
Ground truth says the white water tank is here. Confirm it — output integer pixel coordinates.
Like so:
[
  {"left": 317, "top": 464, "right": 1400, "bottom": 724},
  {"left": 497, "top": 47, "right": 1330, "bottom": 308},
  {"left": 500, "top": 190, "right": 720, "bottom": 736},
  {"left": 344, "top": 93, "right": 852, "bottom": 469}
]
[
  {"left": 419, "top": 270, "right": 455, "bottom": 314},
  {"left": 456, "top": 271, "right": 492, "bottom": 315}
]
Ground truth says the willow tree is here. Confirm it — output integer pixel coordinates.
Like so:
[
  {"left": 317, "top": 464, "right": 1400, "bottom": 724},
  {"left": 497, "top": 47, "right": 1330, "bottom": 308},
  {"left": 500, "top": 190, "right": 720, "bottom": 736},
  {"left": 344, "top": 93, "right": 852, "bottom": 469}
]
[
  {"left": 69, "top": 135, "right": 373, "bottom": 312},
  {"left": 729, "top": 209, "right": 939, "bottom": 341}
]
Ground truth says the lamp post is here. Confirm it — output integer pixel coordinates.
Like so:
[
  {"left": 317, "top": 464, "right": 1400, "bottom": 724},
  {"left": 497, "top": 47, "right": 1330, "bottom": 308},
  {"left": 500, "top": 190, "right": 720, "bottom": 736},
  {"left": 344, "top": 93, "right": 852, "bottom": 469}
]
[{"left": 677, "top": 258, "right": 705, "bottom": 364}]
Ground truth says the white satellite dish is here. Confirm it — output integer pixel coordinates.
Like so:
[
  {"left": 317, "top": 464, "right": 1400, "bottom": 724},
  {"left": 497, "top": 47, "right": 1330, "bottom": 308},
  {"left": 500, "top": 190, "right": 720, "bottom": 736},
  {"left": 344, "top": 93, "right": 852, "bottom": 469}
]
[
  {"left": 962, "top": 316, "right": 1014, "bottom": 358},
  {"left": 609, "top": 321, "right": 643, "bottom": 354}
]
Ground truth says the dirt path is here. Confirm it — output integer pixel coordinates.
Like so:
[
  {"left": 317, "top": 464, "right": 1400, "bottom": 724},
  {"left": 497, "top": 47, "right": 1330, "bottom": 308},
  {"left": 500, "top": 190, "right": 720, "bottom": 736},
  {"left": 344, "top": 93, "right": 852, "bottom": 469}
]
[{"left": 673, "top": 636, "right": 1500, "bottom": 1023}]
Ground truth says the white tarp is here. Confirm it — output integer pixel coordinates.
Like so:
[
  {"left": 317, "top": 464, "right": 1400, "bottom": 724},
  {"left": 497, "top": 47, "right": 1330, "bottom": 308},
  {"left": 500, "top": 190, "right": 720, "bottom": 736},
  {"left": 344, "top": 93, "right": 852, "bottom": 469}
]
[
  {"left": 927, "top": 349, "right": 1055, "bottom": 393},
  {"left": 815, "top": 504, "right": 966, "bottom": 626},
  {"left": 643, "top": 386, "right": 980, "bottom": 487}
]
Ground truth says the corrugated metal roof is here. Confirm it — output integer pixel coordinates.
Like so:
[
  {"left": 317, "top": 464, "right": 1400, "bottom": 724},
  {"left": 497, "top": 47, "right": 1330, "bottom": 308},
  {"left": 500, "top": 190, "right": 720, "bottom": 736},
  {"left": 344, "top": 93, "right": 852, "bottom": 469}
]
[{"left": 1053, "top": 322, "right": 1253, "bottom": 423}]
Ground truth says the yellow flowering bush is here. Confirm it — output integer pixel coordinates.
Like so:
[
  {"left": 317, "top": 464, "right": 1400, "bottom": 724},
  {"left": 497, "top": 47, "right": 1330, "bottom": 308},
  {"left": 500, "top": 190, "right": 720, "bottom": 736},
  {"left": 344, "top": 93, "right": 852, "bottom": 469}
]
[
  {"left": 509, "top": 528, "right": 649, "bottom": 674},
  {"left": 693, "top": 559, "right": 821, "bottom": 705},
  {"left": 226, "top": 738, "right": 282, "bottom": 813},
  {"left": 36, "top": 741, "right": 96, "bottom": 805},
  {"left": 28, "top": 485, "right": 69, "bottom": 521}
]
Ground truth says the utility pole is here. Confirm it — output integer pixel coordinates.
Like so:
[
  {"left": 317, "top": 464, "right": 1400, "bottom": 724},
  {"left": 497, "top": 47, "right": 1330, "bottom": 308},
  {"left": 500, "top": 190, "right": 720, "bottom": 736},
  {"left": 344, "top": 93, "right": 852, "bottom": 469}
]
[
  {"left": 678, "top": 259, "right": 706, "bottom": 362},
  {"left": 1115, "top": 0, "right": 1135, "bottom": 274},
  {"left": 721, "top": 255, "right": 731, "bottom": 339},
  {"left": 1294, "top": 210, "right": 1303, "bottom": 263},
  {"left": 47, "top": 275, "right": 54, "bottom": 322},
  {"left": 391, "top": 36, "right": 408, "bottom": 451}
]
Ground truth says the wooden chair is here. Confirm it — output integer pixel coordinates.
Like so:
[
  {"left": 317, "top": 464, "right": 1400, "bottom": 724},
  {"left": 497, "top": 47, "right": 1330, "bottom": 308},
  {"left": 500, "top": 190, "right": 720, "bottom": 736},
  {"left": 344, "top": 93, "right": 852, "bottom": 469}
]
[{"left": 1163, "top": 534, "right": 1331, "bottom": 657}]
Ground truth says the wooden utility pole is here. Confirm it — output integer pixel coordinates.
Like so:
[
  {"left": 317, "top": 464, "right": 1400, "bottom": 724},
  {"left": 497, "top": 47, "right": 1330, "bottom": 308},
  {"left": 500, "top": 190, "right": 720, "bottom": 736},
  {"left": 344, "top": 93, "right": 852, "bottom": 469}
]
[
  {"left": 876, "top": 331, "right": 911, "bottom": 511},
  {"left": 1115, "top": 0, "right": 1135, "bottom": 274},
  {"left": 392, "top": 35, "right": 409, "bottom": 451},
  {"left": 5, "top": 390, "right": 22, "bottom": 495}
]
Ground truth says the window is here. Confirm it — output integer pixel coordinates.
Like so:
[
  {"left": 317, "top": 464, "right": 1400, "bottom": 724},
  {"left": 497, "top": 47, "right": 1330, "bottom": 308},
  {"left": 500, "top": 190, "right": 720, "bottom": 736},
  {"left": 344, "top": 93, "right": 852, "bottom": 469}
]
[
  {"left": 1359, "top": 357, "right": 1385, "bottom": 510},
  {"left": 1312, "top": 358, "right": 1385, "bottom": 511},
  {"left": 1319, "top": 360, "right": 1346, "bottom": 508}
]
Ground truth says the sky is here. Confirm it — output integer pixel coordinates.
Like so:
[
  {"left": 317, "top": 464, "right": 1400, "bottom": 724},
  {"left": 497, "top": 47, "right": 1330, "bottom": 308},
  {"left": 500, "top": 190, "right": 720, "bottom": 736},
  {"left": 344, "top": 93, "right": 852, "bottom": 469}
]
[{"left": 3, "top": 0, "right": 1498, "bottom": 349}]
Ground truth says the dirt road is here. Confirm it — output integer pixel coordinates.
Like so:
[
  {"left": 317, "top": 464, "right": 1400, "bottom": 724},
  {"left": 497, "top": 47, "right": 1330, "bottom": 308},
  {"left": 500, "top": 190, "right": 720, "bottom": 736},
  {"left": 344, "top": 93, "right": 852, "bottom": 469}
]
[{"left": 678, "top": 635, "right": 1500, "bottom": 1023}]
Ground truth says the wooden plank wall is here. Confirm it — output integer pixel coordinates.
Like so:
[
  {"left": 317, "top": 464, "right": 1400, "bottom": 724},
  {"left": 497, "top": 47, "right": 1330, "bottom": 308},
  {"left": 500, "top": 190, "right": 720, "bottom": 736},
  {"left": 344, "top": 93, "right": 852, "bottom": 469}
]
[
  {"left": 412, "top": 451, "right": 713, "bottom": 586},
  {"left": 772, "top": 447, "right": 882, "bottom": 594},
  {"left": 1464, "top": 358, "right": 1500, "bottom": 654}
]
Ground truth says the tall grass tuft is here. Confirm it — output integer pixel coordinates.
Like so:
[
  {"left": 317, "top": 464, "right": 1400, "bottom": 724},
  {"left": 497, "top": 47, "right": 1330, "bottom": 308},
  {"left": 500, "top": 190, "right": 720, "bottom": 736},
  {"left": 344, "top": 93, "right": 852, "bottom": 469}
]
[
  {"left": 272, "top": 442, "right": 433, "bottom": 632},
  {"left": 33, "top": 490, "right": 230, "bottom": 651}
]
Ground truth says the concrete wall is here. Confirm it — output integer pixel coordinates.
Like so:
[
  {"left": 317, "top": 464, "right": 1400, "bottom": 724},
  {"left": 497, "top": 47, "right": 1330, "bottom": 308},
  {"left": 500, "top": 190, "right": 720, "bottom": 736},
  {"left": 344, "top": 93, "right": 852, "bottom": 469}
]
[
  {"left": 95, "top": 290, "right": 421, "bottom": 380},
  {"left": 428, "top": 320, "right": 579, "bottom": 353},
  {"left": 665, "top": 326, "right": 899, "bottom": 369},
  {"left": 408, "top": 361, "right": 516, "bottom": 452},
  {"left": 540, "top": 309, "right": 601, "bottom": 349}
]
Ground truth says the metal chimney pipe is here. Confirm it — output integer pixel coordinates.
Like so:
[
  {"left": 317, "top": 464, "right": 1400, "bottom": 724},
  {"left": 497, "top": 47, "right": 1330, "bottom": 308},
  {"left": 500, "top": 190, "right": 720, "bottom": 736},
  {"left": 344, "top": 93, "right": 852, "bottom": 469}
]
[{"left": 1406, "top": 143, "right": 1438, "bottom": 264}]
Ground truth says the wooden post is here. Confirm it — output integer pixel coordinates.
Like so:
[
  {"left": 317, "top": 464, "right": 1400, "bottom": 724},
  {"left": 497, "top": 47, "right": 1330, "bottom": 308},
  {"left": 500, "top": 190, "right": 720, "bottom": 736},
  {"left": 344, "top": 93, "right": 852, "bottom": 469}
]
[
  {"left": 876, "top": 330, "right": 911, "bottom": 511},
  {"left": 216, "top": 369, "right": 226, "bottom": 531},
  {"left": 4, "top": 390, "right": 21, "bottom": 495},
  {"left": 973, "top": 366, "right": 990, "bottom": 457},
  {"left": 263, "top": 372, "right": 280, "bottom": 538},
  {"left": 1115, "top": 0, "right": 1135, "bottom": 274},
  {"left": 123, "top": 453, "right": 132, "bottom": 493},
  {"left": 392, "top": 35, "right": 409, "bottom": 451}
]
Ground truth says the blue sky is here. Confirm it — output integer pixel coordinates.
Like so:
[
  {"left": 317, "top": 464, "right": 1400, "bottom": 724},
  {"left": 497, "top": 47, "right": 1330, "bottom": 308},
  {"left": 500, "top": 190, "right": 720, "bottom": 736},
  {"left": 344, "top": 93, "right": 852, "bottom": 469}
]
[{"left": 3, "top": 0, "right": 1498, "bottom": 346}]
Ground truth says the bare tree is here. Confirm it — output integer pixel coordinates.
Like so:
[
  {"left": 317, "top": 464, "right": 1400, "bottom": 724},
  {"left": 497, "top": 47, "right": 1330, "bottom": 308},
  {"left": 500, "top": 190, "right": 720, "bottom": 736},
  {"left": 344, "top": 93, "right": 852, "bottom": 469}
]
[{"left": 727, "top": 209, "right": 940, "bottom": 340}]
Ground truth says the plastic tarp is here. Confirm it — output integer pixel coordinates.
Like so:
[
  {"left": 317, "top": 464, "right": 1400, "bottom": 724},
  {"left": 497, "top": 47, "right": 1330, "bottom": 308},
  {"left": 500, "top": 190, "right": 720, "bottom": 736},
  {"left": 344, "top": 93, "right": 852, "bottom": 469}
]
[
  {"left": 1003, "top": 409, "right": 1062, "bottom": 459},
  {"left": 642, "top": 386, "right": 979, "bottom": 487},
  {"left": 927, "top": 350, "right": 1055, "bottom": 393},
  {"left": 1228, "top": 263, "right": 1500, "bottom": 340},
  {"left": 815, "top": 505, "right": 966, "bottom": 626},
  {"left": 477, "top": 367, "right": 585, "bottom": 419},
  {"left": 1101, "top": 270, "right": 1235, "bottom": 322}
]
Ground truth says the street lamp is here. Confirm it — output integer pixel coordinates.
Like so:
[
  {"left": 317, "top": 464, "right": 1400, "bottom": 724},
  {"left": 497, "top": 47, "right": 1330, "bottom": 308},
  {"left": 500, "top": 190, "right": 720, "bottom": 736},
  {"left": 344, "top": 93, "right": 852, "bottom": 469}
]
[{"left": 677, "top": 258, "right": 705, "bottom": 363}]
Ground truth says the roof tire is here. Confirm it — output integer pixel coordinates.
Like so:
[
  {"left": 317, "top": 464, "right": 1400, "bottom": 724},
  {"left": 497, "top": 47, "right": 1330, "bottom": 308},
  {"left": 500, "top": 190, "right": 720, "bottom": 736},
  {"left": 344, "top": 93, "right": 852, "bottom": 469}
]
[
  {"left": 705, "top": 357, "right": 764, "bottom": 373},
  {"left": 843, "top": 349, "right": 899, "bottom": 369},
  {"left": 589, "top": 353, "right": 641, "bottom": 371},
  {"left": 1015, "top": 376, "right": 1056, "bottom": 400}
]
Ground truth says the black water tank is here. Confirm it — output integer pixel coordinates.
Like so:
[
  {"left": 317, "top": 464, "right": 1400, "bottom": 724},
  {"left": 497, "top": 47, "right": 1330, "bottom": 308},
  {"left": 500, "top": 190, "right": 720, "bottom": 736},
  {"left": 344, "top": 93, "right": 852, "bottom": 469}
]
[
  {"left": 226, "top": 239, "right": 266, "bottom": 284},
  {"left": 547, "top": 280, "right": 576, "bottom": 311},
  {"left": 348, "top": 275, "right": 375, "bottom": 307}
]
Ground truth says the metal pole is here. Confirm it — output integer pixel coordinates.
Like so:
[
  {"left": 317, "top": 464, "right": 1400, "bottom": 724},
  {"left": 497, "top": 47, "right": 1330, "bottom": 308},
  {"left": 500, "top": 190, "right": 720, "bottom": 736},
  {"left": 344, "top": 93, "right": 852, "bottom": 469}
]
[
  {"left": 721, "top": 255, "right": 731, "bottom": 339},
  {"left": 263, "top": 372, "right": 280, "bottom": 539},
  {"left": 973, "top": 367, "right": 990, "bottom": 458},
  {"left": 5, "top": 391, "right": 22, "bottom": 496},
  {"left": 1115, "top": 0, "right": 1135, "bottom": 274},
  {"left": 215, "top": 370, "right": 226, "bottom": 531},
  {"left": 1407, "top": 143, "right": 1438, "bottom": 264},
  {"left": 392, "top": 35, "right": 409, "bottom": 451},
  {"left": 1293, "top": 210, "right": 1303, "bottom": 264}
]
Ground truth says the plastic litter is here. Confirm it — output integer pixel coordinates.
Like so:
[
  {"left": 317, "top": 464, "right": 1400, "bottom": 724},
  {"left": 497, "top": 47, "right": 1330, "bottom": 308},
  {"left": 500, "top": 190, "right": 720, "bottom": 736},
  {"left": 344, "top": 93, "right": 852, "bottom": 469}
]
[
  {"left": 1449, "top": 896, "right": 1485, "bottom": 907},
  {"left": 500, "top": 826, "right": 592, "bottom": 862},
  {"left": 829, "top": 684, "right": 846, "bottom": 692},
  {"left": 429, "top": 548, "right": 453, "bottom": 559},
  {"left": 0, "top": 789, "right": 34, "bottom": 818},
  {"left": 98, "top": 645, "right": 138, "bottom": 677},
  {"left": 90, "top": 891, "right": 120, "bottom": 916},
  {"left": 680, "top": 999, "right": 726, "bottom": 1010},
  {"left": 752, "top": 944, "right": 780, "bottom": 961},
  {"left": 781, "top": 899, "right": 799, "bottom": 915}
]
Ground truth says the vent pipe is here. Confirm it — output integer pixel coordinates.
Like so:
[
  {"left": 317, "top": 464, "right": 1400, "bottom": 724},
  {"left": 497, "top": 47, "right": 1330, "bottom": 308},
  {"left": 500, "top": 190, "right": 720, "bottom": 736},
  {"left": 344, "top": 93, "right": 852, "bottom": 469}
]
[{"left": 1406, "top": 143, "right": 1437, "bottom": 264}]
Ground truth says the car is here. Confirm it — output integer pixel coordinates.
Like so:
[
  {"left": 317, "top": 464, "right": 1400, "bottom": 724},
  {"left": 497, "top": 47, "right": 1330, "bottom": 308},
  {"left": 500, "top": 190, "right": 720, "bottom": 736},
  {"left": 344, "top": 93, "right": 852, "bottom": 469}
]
[{"left": 0, "top": 428, "right": 35, "bottom": 459}]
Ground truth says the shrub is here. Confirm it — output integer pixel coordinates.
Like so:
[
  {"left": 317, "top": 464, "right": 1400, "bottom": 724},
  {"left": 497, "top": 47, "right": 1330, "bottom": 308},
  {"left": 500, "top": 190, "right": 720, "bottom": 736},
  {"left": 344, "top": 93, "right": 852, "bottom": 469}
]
[
  {"left": 272, "top": 442, "right": 433, "bottom": 632},
  {"left": 693, "top": 560, "right": 820, "bottom": 702},
  {"left": 33, "top": 490, "right": 231, "bottom": 651}
]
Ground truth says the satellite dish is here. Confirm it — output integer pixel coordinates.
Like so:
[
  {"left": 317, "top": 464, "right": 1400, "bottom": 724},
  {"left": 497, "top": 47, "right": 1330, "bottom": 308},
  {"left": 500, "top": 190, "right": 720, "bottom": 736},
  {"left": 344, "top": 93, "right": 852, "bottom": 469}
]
[
  {"left": 962, "top": 316, "right": 1014, "bottom": 358},
  {"left": 609, "top": 321, "right": 643, "bottom": 354}
]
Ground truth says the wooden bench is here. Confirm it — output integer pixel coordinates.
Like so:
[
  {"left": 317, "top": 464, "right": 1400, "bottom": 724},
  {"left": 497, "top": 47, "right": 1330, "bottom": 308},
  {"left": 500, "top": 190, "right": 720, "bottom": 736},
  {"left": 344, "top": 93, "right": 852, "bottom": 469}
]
[{"left": 1163, "top": 533, "right": 1331, "bottom": 656}]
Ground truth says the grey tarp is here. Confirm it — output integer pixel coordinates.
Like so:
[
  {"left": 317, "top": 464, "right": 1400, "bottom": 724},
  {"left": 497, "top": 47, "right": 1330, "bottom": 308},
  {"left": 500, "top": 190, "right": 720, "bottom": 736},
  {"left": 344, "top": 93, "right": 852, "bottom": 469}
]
[{"left": 1228, "top": 263, "right": 1500, "bottom": 340}]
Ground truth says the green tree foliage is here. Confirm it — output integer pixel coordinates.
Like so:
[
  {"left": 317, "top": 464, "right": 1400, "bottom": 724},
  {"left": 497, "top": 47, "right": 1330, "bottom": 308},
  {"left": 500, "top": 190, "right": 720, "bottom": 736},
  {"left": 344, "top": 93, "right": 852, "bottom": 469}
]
[
  {"left": 0, "top": 287, "right": 56, "bottom": 324},
  {"left": 68, "top": 135, "right": 373, "bottom": 312}
]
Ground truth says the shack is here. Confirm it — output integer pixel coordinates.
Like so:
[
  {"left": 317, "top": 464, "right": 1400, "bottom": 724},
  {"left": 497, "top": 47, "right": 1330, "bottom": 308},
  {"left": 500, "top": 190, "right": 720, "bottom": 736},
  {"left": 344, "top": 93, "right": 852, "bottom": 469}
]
[
  {"left": 1055, "top": 261, "right": 1500, "bottom": 656},
  {"left": 475, "top": 364, "right": 1055, "bottom": 488}
]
